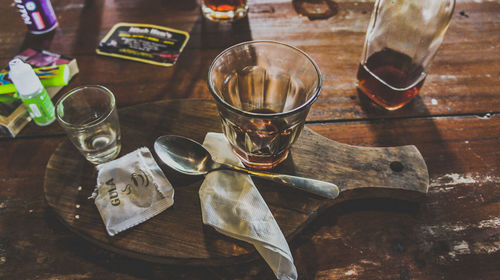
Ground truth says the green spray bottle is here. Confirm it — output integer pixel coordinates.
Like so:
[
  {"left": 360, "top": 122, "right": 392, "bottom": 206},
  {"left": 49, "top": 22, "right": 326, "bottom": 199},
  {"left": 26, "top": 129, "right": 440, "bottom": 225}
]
[{"left": 9, "top": 58, "right": 56, "bottom": 126}]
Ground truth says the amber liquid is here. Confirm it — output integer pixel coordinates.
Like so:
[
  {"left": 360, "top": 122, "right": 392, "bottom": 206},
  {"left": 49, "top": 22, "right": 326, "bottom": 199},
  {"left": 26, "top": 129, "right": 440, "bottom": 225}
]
[
  {"left": 357, "top": 48, "right": 426, "bottom": 110},
  {"left": 222, "top": 108, "right": 301, "bottom": 169},
  {"left": 204, "top": 0, "right": 246, "bottom": 12}
]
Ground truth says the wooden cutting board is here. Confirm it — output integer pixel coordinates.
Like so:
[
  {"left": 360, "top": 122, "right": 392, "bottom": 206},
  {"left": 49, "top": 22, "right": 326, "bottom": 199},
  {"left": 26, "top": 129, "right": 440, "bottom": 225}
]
[{"left": 44, "top": 99, "right": 428, "bottom": 265}]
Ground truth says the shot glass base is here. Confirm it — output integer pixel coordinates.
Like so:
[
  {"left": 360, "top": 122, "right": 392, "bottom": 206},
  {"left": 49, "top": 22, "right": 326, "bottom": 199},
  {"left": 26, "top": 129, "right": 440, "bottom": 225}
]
[
  {"left": 85, "top": 144, "right": 121, "bottom": 165},
  {"left": 233, "top": 148, "right": 289, "bottom": 170}
]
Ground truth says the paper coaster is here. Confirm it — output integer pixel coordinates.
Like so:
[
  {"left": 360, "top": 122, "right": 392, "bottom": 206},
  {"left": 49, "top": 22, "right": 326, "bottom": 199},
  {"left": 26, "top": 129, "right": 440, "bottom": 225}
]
[{"left": 96, "top": 23, "right": 190, "bottom": 67}]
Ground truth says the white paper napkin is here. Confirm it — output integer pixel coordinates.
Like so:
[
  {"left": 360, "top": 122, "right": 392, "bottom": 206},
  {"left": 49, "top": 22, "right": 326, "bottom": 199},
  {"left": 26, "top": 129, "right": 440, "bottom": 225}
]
[{"left": 199, "top": 133, "right": 298, "bottom": 280}]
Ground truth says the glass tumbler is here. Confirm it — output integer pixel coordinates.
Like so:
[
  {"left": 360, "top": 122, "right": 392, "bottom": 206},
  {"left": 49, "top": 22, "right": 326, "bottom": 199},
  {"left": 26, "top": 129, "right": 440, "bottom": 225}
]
[
  {"left": 208, "top": 41, "right": 322, "bottom": 170},
  {"left": 357, "top": 0, "right": 455, "bottom": 110},
  {"left": 56, "top": 85, "right": 121, "bottom": 164}
]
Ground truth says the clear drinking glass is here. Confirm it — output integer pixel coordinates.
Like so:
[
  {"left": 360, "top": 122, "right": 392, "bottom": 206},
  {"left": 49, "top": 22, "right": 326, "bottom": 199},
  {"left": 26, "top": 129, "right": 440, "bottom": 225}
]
[
  {"left": 56, "top": 85, "right": 121, "bottom": 164},
  {"left": 201, "top": 0, "right": 248, "bottom": 22},
  {"left": 208, "top": 41, "right": 322, "bottom": 169},
  {"left": 357, "top": 0, "right": 455, "bottom": 110}
]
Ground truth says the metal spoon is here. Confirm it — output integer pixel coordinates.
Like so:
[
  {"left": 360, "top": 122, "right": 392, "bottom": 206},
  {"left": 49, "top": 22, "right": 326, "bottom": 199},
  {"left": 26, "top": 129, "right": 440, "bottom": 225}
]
[{"left": 154, "top": 135, "right": 340, "bottom": 199}]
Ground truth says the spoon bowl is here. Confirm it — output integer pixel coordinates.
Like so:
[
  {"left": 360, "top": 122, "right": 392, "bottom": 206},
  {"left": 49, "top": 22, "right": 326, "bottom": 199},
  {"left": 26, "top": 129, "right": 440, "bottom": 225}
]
[
  {"left": 154, "top": 135, "right": 340, "bottom": 199},
  {"left": 154, "top": 135, "right": 212, "bottom": 176}
]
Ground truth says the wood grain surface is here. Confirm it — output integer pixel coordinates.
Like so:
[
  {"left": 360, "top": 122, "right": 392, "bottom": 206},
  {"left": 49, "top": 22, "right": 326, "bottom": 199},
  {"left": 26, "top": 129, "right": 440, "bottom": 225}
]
[
  {"left": 1, "top": 0, "right": 499, "bottom": 279},
  {"left": 43, "top": 99, "right": 428, "bottom": 265},
  {"left": 1, "top": 0, "right": 499, "bottom": 135}
]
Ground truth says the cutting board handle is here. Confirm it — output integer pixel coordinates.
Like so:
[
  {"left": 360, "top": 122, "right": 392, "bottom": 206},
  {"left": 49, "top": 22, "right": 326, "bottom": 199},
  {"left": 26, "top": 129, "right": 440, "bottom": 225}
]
[{"left": 289, "top": 128, "right": 429, "bottom": 201}]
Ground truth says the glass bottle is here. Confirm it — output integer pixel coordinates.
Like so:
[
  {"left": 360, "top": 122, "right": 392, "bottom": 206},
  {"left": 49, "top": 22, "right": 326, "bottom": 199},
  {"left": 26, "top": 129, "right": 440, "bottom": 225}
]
[{"left": 356, "top": 0, "right": 456, "bottom": 110}]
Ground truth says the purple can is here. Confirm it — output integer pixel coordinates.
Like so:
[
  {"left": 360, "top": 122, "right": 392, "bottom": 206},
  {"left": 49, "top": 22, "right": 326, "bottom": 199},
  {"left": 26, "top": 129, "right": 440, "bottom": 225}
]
[{"left": 14, "top": 0, "right": 58, "bottom": 34}]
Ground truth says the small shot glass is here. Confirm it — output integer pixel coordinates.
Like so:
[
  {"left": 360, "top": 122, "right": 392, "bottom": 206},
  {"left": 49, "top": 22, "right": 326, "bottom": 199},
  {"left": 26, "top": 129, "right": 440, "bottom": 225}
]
[
  {"left": 201, "top": 0, "right": 248, "bottom": 22},
  {"left": 55, "top": 85, "right": 121, "bottom": 164},
  {"left": 208, "top": 41, "right": 322, "bottom": 170}
]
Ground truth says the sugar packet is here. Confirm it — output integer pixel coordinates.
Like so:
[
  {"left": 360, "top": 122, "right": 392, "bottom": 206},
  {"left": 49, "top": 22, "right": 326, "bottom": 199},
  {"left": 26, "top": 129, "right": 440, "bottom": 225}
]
[{"left": 92, "top": 147, "right": 174, "bottom": 236}]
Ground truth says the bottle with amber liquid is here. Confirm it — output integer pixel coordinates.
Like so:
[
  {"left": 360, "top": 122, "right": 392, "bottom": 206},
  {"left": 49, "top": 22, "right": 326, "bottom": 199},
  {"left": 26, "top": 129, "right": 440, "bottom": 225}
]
[{"left": 357, "top": 0, "right": 455, "bottom": 110}]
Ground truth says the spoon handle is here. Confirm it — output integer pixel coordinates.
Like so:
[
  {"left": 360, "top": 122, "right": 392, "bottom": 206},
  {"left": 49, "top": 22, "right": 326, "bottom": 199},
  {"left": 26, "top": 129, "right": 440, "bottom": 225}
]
[{"left": 224, "top": 164, "right": 340, "bottom": 199}]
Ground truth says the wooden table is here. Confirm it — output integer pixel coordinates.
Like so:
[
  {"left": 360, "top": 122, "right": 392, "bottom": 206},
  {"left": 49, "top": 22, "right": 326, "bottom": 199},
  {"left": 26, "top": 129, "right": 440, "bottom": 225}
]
[{"left": 1, "top": 0, "right": 499, "bottom": 279}]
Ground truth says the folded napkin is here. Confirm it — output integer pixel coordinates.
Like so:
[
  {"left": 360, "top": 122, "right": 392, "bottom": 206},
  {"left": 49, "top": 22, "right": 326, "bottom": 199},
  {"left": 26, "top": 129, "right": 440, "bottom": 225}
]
[{"left": 199, "top": 133, "right": 297, "bottom": 280}]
